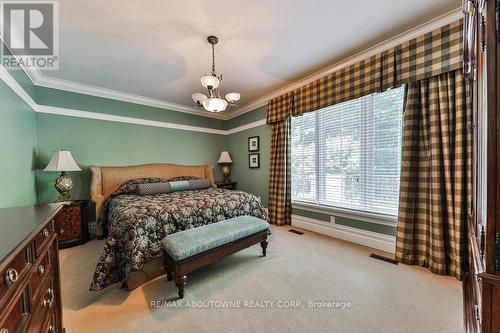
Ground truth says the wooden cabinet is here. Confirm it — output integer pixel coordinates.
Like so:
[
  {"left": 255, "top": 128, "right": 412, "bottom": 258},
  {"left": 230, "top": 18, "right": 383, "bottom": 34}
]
[
  {"left": 465, "top": 0, "right": 500, "bottom": 332},
  {"left": 55, "top": 200, "right": 89, "bottom": 249},
  {"left": 0, "top": 204, "right": 65, "bottom": 333}
]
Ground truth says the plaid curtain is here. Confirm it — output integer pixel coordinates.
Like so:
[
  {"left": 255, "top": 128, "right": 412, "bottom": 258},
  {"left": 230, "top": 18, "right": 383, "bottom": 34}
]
[
  {"left": 268, "top": 119, "right": 291, "bottom": 225},
  {"left": 267, "top": 20, "right": 463, "bottom": 124},
  {"left": 396, "top": 69, "right": 472, "bottom": 280},
  {"left": 266, "top": 20, "right": 463, "bottom": 228}
]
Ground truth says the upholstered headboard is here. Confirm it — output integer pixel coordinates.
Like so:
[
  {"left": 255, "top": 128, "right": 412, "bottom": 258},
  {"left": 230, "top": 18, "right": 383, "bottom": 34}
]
[{"left": 90, "top": 163, "right": 215, "bottom": 218}]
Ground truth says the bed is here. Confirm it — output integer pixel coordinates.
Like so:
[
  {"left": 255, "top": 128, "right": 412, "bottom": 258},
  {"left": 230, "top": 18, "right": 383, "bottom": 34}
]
[{"left": 89, "top": 163, "right": 268, "bottom": 291}]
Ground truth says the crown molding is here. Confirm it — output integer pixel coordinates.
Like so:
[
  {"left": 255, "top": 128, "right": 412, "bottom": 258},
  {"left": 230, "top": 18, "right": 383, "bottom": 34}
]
[
  {"left": 2, "top": 7, "right": 462, "bottom": 122},
  {"left": 33, "top": 75, "right": 227, "bottom": 120},
  {"left": 0, "top": 66, "right": 37, "bottom": 109},
  {"left": 227, "top": 8, "right": 463, "bottom": 119},
  {"left": 0, "top": 65, "right": 266, "bottom": 135},
  {"left": 0, "top": 26, "right": 225, "bottom": 120}
]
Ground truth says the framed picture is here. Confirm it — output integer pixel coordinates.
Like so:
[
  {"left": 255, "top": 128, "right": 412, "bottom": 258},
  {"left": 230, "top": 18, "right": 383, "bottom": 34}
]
[
  {"left": 249, "top": 153, "right": 260, "bottom": 168},
  {"left": 248, "top": 136, "right": 260, "bottom": 152}
]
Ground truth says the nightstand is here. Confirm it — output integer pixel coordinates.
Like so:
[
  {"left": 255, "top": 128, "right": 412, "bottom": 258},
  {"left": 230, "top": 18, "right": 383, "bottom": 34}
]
[
  {"left": 216, "top": 182, "right": 237, "bottom": 190},
  {"left": 55, "top": 199, "right": 89, "bottom": 249}
]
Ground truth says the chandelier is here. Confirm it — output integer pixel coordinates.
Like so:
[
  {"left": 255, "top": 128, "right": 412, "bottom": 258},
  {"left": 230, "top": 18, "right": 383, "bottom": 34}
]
[{"left": 191, "top": 36, "right": 240, "bottom": 112}]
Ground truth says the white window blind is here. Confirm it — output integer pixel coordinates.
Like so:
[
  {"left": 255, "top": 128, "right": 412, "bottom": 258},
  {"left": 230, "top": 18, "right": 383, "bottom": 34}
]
[{"left": 291, "top": 86, "right": 405, "bottom": 217}]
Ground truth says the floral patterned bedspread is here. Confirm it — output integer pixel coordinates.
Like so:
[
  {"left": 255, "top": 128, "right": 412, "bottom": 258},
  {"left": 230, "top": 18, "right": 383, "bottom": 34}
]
[{"left": 90, "top": 178, "right": 268, "bottom": 291}]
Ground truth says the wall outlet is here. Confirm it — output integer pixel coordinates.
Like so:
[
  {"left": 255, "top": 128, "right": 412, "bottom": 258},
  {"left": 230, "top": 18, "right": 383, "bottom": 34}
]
[{"left": 330, "top": 216, "right": 336, "bottom": 224}]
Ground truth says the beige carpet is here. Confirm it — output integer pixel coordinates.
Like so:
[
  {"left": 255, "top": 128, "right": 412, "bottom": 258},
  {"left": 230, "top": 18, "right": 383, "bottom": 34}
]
[{"left": 59, "top": 226, "right": 462, "bottom": 333}]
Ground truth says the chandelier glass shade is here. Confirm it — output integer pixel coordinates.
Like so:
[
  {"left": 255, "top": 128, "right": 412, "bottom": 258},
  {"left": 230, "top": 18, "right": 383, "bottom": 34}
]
[
  {"left": 192, "top": 36, "right": 240, "bottom": 113},
  {"left": 200, "top": 75, "right": 220, "bottom": 89},
  {"left": 202, "top": 97, "right": 228, "bottom": 113}
]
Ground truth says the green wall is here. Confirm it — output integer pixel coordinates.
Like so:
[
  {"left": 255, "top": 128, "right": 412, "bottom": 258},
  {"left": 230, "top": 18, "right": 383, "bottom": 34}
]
[
  {"left": 0, "top": 80, "right": 38, "bottom": 208},
  {"left": 225, "top": 123, "right": 271, "bottom": 206},
  {"left": 36, "top": 113, "right": 226, "bottom": 207},
  {"left": 224, "top": 105, "right": 267, "bottom": 129},
  {"left": 33, "top": 85, "right": 229, "bottom": 213}
]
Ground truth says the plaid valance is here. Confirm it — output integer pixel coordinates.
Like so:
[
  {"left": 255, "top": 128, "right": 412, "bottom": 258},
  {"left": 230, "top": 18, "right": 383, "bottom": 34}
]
[{"left": 267, "top": 20, "right": 463, "bottom": 124}]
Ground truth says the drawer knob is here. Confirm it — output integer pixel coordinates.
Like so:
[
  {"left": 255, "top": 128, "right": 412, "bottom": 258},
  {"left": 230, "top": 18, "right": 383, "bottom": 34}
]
[
  {"left": 1, "top": 328, "right": 9, "bottom": 333},
  {"left": 4, "top": 268, "right": 19, "bottom": 286},
  {"left": 38, "top": 265, "right": 45, "bottom": 276},
  {"left": 60, "top": 229, "right": 64, "bottom": 235},
  {"left": 43, "top": 228, "right": 49, "bottom": 238},
  {"left": 48, "top": 325, "right": 55, "bottom": 333},
  {"left": 42, "top": 288, "right": 55, "bottom": 308}
]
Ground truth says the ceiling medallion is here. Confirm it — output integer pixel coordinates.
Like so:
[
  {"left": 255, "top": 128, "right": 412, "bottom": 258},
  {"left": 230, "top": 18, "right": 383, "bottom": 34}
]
[{"left": 191, "top": 36, "right": 240, "bottom": 113}]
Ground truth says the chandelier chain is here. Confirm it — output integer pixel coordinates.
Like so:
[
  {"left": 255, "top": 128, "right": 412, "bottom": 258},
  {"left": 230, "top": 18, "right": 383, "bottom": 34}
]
[{"left": 212, "top": 43, "right": 216, "bottom": 74}]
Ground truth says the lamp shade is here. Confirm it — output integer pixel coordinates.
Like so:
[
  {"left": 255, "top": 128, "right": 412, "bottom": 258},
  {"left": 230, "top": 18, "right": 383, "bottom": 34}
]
[
  {"left": 43, "top": 150, "right": 81, "bottom": 172},
  {"left": 225, "top": 92, "right": 241, "bottom": 103},
  {"left": 217, "top": 151, "right": 233, "bottom": 164},
  {"left": 202, "top": 97, "right": 227, "bottom": 112},
  {"left": 191, "top": 92, "right": 208, "bottom": 105},
  {"left": 200, "top": 75, "right": 220, "bottom": 89}
]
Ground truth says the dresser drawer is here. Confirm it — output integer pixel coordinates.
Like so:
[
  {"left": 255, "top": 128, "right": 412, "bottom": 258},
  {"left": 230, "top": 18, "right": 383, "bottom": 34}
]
[
  {"left": 56, "top": 205, "right": 82, "bottom": 241},
  {"left": 0, "top": 246, "right": 30, "bottom": 302},
  {"left": 27, "top": 275, "right": 56, "bottom": 333},
  {"left": 0, "top": 291, "right": 28, "bottom": 333},
  {"left": 28, "top": 250, "right": 51, "bottom": 306},
  {"left": 34, "top": 221, "right": 56, "bottom": 258},
  {"left": 42, "top": 309, "right": 56, "bottom": 333}
]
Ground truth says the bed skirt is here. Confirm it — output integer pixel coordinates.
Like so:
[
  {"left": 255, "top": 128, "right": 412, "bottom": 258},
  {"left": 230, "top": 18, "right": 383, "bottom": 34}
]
[{"left": 124, "top": 256, "right": 165, "bottom": 290}]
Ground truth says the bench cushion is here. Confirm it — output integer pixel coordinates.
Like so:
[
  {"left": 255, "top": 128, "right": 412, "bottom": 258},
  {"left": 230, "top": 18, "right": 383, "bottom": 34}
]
[{"left": 161, "top": 216, "right": 269, "bottom": 261}]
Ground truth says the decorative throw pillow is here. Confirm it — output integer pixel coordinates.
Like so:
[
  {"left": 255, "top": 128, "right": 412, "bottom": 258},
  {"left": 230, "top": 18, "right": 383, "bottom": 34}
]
[
  {"left": 188, "top": 179, "right": 212, "bottom": 190},
  {"left": 137, "top": 179, "right": 212, "bottom": 195},
  {"left": 137, "top": 182, "right": 172, "bottom": 195},
  {"left": 169, "top": 180, "right": 190, "bottom": 192}
]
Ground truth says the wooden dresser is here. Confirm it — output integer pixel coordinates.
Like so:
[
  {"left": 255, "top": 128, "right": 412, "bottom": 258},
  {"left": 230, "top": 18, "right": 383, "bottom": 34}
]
[
  {"left": 0, "top": 204, "right": 65, "bottom": 333},
  {"left": 464, "top": 1, "right": 500, "bottom": 332}
]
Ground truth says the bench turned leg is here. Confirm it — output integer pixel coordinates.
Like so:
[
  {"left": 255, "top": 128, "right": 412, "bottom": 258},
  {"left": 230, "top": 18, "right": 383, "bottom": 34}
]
[
  {"left": 260, "top": 240, "right": 268, "bottom": 257},
  {"left": 164, "top": 254, "right": 173, "bottom": 281},
  {"left": 175, "top": 275, "right": 187, "bottom": 299}
]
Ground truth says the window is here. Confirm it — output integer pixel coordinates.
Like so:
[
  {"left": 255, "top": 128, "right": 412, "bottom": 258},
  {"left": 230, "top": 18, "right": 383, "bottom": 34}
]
[{"left": 291, "top": 86, "right": 405, "bottom": 217}]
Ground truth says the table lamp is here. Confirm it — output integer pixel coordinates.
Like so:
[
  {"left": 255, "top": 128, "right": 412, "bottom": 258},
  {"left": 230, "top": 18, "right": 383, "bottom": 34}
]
[
  {"left": 217, "top": 151, "right": 233, "bottom": 183},
  {"left": 43, "top": 150, "right": 81, "bottom": 202}
]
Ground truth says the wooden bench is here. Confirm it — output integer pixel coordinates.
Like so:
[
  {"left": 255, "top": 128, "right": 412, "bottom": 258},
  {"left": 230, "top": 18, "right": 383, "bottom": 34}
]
[{"left": 161, "top": 216, "right": 269, "bottom": 298}]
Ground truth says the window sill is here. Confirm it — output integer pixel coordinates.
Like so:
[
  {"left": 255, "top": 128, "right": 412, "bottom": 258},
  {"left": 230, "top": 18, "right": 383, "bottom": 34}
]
[{"left": 291, "top": 201, "right": 398, "bottom": 227}]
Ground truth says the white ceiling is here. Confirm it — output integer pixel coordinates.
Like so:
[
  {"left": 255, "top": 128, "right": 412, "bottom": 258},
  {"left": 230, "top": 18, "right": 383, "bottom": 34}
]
[{"left": 41, "top": 0, "right": 460, "bottom": 111}]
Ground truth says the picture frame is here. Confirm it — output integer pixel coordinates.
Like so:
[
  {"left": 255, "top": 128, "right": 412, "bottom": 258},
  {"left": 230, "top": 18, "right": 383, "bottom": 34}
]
[
  {"left": 249, "top": 153, "right": 260, "bottom": 168},
  {"left": 248, "top": 136, "right": 260, "bottom": 152}
]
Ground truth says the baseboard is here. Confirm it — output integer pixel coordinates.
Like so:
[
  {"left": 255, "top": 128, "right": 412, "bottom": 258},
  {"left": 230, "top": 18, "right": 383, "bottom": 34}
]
[{"left": 291, "top": 214, "right": 396, "bottom": 254}]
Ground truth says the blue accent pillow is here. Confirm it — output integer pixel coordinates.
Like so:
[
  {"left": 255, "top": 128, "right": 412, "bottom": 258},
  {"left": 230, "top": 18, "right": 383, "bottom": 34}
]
[
  {"left": 137, "top": 179, "right": 212, "bottom": 195},
  {"left": 169, "top": 180, "right": 189, "bottom": 192}
]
